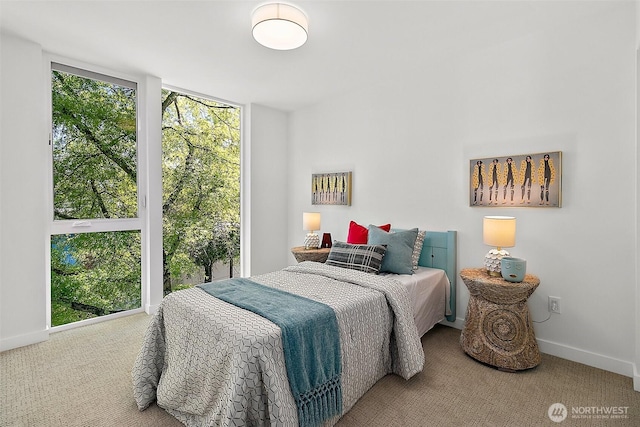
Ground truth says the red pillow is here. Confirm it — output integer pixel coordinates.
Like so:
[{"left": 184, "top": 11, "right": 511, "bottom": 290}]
[{"left": 347, "top": 221, "right": 391, "bottom": 244}]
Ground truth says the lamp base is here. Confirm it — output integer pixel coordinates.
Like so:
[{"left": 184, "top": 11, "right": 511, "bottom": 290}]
[
  {"left": 484, "top": 249, "right": 510, "bottom": 276},
  {"left": 304, "top": 232, "right": 320, "bottom": 249}
]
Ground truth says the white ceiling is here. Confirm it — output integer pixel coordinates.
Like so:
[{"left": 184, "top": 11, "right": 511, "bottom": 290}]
[{"left": 0, "top": 0, "right": 620, "bottom": 111}]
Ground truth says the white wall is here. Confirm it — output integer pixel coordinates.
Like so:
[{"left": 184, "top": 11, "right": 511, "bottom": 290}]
[
  {"left": 0, "top": 34, "right": 49, "bottom": 349},
  {"left": 289, "top": 3, "right": 638, "bottom": 379},
  {"left": 248, "top": 103, "right": 290, "bottom": 275},
  {"left": 635, "top": 0, "right": 640, "bottom": 392}
]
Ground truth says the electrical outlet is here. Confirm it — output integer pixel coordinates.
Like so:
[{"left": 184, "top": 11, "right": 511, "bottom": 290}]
[{"left": 548, "top": 296, "right": 562, "bottom": 314}]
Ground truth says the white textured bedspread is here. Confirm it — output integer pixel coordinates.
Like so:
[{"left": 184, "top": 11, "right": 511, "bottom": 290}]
[{"left": 132, "top": 262, "right": 424, "bottom": 426}]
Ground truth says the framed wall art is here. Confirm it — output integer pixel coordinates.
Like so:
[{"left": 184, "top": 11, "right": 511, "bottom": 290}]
[
  {"left": 469, "top": 151, "right": 562, "bottom": 207},
  {"left": 312, "top": 171, "right": 352, "bottom": 206}
]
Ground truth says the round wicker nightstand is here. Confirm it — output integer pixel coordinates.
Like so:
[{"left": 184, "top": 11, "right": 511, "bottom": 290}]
[
  {"left": 290, "top": 246, "right": 331, "bottom": 263},
  {"left": 459, "top": 267, "right": 541, "bottom": 371}
]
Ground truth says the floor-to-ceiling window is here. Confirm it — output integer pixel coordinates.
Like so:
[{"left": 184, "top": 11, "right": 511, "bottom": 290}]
[
  {"left": 47, "top": 65, "right": 241, "bottom": 327},
  {"left": 161, "top": 89, "right": 241, "bottom": 293},
  {"left": 49, "top": 62, "right": 142, "bottom": 328}
]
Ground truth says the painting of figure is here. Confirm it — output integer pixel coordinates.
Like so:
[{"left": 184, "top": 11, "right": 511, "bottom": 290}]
[
  {"left": 312, "top": 172, "right": 352, "bottom": 206},
  {"left": 469, "top": 152, "right": 561, "bottom": 208}
]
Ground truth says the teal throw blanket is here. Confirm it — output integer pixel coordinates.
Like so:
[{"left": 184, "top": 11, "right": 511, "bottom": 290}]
[{"left": 198, "top": 278, "right": 342, "bottom": 427}]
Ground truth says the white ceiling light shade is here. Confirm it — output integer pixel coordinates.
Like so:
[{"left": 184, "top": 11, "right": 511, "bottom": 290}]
[{"left": 252, "top": 3, "right": 308, "bottom": 50}]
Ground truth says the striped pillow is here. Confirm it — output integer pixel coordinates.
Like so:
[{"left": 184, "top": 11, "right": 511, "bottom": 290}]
[{"left": 325, "top": 241, "right": 387, "bottom": 274}]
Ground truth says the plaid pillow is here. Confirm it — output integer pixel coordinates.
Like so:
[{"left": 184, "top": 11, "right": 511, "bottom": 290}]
[{"left": 325, "top": 241, "right": 387, "bottom": 274}]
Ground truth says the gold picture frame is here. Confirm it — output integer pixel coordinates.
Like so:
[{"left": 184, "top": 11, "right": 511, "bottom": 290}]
[
  {"left": 470, "top": 151, "right": 562, "bottom": 207},
  {"left": 312, "top": 172, "right": 352, "bottom": 206}
]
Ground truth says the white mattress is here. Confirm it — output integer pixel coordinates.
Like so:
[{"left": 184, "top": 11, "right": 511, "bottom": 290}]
[{"left": 380, "top": 267, "right": 450, "bottom": 337}]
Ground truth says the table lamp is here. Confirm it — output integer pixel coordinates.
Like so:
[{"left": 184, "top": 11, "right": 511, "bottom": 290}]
[
  {"left": 303, "top": 212, "right": 321, "bottom": 249},
  {"left": 483, "top": 216, "right": 516, "bottom": 276}
]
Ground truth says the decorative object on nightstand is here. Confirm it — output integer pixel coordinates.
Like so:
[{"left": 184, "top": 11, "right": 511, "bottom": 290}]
[
  {"left": 302, "top": 212, "right": 321, "bottom": 249},
  {"left": 501, "top": 257, "right": 526, "bottom": 282},
  {"left": 459, "top": 268, "right": 541, "bottom": 371},
  {"left": 321, "top": 232, "right": 332, "bottom": 248},
  {"left": 483, "top": 216, "right": 516, "bottom": 276},
  {"left": 291, "top": 246, "right": 331, "bottom": 263}
]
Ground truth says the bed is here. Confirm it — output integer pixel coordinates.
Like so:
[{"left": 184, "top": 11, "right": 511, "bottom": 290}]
[{"left": 133, "top": 230, "right": 456, "bottom": 427}]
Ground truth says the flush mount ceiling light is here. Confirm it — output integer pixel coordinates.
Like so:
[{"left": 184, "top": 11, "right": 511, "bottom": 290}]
[{"left": 252, "top": 3, "right": 308, "bottom": 50}]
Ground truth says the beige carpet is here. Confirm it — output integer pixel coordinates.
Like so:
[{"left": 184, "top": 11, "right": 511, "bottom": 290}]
[{"left": 1, "top": 313, "right": 638, "bottom": 426}]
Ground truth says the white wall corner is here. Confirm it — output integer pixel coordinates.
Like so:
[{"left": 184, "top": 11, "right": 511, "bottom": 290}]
[
  {"left": 144, "top": 303, "right": 159, "bottom": 316},
  {"left": 440, "top": 317, "right": 464, "bottom": 330}
]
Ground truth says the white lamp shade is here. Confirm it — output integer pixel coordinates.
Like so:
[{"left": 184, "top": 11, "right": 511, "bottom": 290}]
[
  {"left": 252, "top": 3, "right": 308, "bottom": 50},
  {"left": 483, "top": 216, "right": 516, "bottom": 248},
  {"left": 302, "top": 212, "right": 321, "bottom": 231}
]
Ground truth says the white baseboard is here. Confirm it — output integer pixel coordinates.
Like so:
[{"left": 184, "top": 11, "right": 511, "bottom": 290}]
[
  {"left": 537, "top": 338, "right": 634, "bottom": 378},
  {"left": 0, "top": 329, "right": 48, "bottom": 352},
  {"left": 440, "top": 317, "right": 637, "bottom": 384}
]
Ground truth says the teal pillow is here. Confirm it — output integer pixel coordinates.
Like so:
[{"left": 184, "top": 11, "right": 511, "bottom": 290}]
[{"left": 367, "top": 226, "right": 418, "bottom": 275}]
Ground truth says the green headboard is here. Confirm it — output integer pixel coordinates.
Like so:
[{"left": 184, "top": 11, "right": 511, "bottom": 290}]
[{"left": 418, "top": 230, "right": 457, "bottom": 322}]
